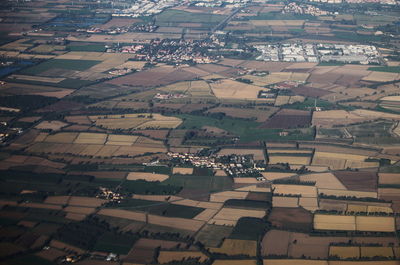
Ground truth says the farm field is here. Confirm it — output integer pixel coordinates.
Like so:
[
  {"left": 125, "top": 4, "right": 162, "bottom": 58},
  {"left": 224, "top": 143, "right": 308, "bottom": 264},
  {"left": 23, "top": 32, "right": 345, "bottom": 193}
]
[{"left": 2, "top": 1, "right": 400, "bottom": 265}]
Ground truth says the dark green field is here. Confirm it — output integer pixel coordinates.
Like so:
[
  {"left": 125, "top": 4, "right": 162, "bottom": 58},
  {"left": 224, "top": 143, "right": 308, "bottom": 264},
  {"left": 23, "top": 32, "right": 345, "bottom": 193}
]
[{"left": 20, "top": 59, "right": 101, "bottom": 75}]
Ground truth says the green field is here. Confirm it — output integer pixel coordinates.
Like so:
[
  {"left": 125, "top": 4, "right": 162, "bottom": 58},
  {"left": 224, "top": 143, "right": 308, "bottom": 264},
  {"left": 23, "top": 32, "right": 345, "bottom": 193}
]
[
  {"left": 20, "top": 59, "right": 101, "bottom": 75},
  {"left": 155, "top": 9, "right": 226, "bottom": 26},
  {"left": 177, "top": 114, "right": 314, "bottom": 142},
  {"left": 164, "top": 174, "right": 232, "bottom": 193},
  {"left": 93, "top": 232, "right": 138, "bottom": 254},
  {"left": 368, "top": 66, "right": 400, "bottom": 73}
]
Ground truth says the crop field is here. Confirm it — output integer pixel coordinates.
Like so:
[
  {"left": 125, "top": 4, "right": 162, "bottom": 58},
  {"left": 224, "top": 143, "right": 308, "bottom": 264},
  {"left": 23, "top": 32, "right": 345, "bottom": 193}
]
[
  {"left": 90, "top": 113, "right": 182, "bottom": 130},
  {"left": 218, "top": 148, "right": 265, "bottom": 161},
  {"left": 172, "top": 167, "right": 193, "bottom": 175},
  {"left": 212, "top": 260, "right": 257, "bottom": 265},
  {"left": 195, "top": 224, "right": 233, "bottom": 247},
  {"left": 210, "top": 79, "right": 263, "bottom": 100},
  {"left": 268, "top": 155, "right": 311, "bottom": 165},
  {"left": 333, "top": 171, "right": 377, "bottom": 192},
  {"left": 157, "top": 251, "right": 208, "bottom": 263},
  {"left": 261, "top": 109, "right": 311, "bottom": 129},
  {"left": 263, "top": 260, "right": 328, "bottom": 265},
  {"left": 329, "top": 246, "right": 360, "bottom": 259},
  {"left": 300, "top": 172, "right": 346, "bottom": 190},
  {"left": 312, "top": 151, "right": 378, "bottom": 170},
  {"left": 272, "top": 184, "right": 317, "bottom": 198},
  {"left": 127, "top": 172, "right": 169, "bottom": 182},
  {"left": 207, "top": 106, "right": 278, "bottom": 122},
  {"left": 378, "top": 173, "right": 400, "bottom": 185},
  {"left": 314, "top": 214, "right": 395, "bottom": 232},
  {"left": 208, "top": 239, "right": 257, "bottom": 256},
  {"left": 269, "top": 207, "right": 313, "bottom": 231},
  {"left": 209, "top": 207, "right": 265, "bottom": 226},
  {"left": 272, "top": 196, "right": 299, "bottom": 207},
  {"left": 314, "top": 214, "right": 356, "bottom": 231},
  {"left": 107, "top": 65, "right": 198, "bottom": 88}
]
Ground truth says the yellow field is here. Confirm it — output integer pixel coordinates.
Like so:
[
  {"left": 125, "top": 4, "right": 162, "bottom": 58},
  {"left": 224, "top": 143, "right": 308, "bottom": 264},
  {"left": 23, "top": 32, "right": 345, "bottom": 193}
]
[
  {"left": 300, "top": 172, "right": 346, "bottom": 190},
  {"left": 261, "top": 172, "right": 296, "bottom": 181},
  {"left": 268, "top": 155, "right": 311, "bottom": 165},
  {"left": 233, "top": 178, "right": 259, "bottom": 184},
  {"left": 361, "top": 247, "right": 394, "bottom": 258},
  {"left": 318, "top": 189, "right": 377, "bottom": 198},
  {"left": 209, "top": 207, "right": 265, "bottom": 225},
  {"left": 127, "top": 172, "right": 169, "bottom": 182},
  {"left": 90, "top": 113, "right": 182, "bottom": 130},
  {"left": 193, "top": 208, "right": 219, "bottom": 221},
  {"left": 272, "top": 184, "right": 317, "bottom": 197},
  {"left": 74, "top": 133, "right": 107, "bottom": 144},
  {"left": 210, "top": 79, "right": 263, "bottom": 100},
  {"left": 367, "top": 205, "right": 393, "bottom": 214},
  {"left": 209, "top": 239, "right": 257, "bottom": 256},
  {"left": 329, "top": 261, "right": 399, "bottom": 265},
  {"left": 272, "top": 196, "right": 299, "bottom": 207},
  {"left": 312, "top": 151, "right": 378, "bottom": 170},
  {"left": 347, "top": 204, "right": 367, "bottom": 213},
  {"left": 299, "top": 197, "right": 318, "bottom": 211},
  {"left": 380, "top": 95, "right": 400, "bottom": 101},
  {"left": 329, "top": 246, "right": 360, "bottom": 259},
  {"left": 314, "top": 214, "right": 395, "bottom": 232},
  {"left": 210, "top": 191, "right": 249, "bottom": 203},
  {"left": 263, "top": 260, "right": 328, "bottom": 265},
  {"left": 172, "top": 167, "right": 193, "bottom": 175},
  {"left": 158, "top": 251, "right": 208, "bottom": 263},
  {"left": 212, "top": 260, "right": 257, "bottom": 265},
  {"left": 356, "top": 216, "right": 395, "bottom": 232},
  {"left": 314, "top": 214, "right": 356, "bottom": 231},
  {"left": 274, "top": 95, "right": 290, "bottom": 106}
]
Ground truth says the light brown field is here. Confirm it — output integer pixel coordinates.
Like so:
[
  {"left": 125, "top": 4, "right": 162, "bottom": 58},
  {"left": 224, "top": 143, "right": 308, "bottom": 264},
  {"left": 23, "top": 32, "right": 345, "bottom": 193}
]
[
  {"left": 193, "top": 209, "right": 219, "bottom": 221},
  {"left": 318, "top": 188, "right": 377, "bottom": 198},
  {"left": 218, "top": 148, "right": 265, "bottom": 161},
  {"left": 90, "top": 113, "right": 182, "bottom": 130},
  {"left": 209, "top": 207, "right": 265, "bottom": 226},
  {"left": 212, "top": 260, "right": 257, "bottom": 265},
  {"left": 263, "top": 259, "right": 328, "bottom": 265},
  {"left": 209, "top": 239, "right": 257, "bottom": 256},
  {"left": 35, "top": 121, "right": 68, "bottom": 131},
  {"left": 43, "top": 132, "right": 78, "bottom": 143},
  {"left": 98, "top": 209, "right": 147, "bottom": 222},
  {"left": 250, "top": 20, "right": 305, "bottom": 26},
  {"left": 272, "top": 196, "right": 299, "bottom": 207},
  {"left": 367, "top": 205, "right": 393, "bottom": 214},
  {"left": 210, "top": 79, "right": 263, "bottom": 100},
  {"left": 261, "top": 172, "right": 296, "bottom": 181},
  {"left": 210, "top": 191, "right": 249, "bottom": 203},
  {"left": 361, "top": 247, "right": 394, "bottom": 258},
  {"left": 272, "top": 184, "right": 317, "bottom": 198},
  {"left": 44, "top": 196, "right": 70, "bottom": 205},
  {"left": 68, "top": 196, "right": 105, "bottom": 207},
  {"left": 379, "top": 173, "right": 400, "bottom": 185},
  {"left": 73, "top": 133, "right": 108, "bottom": 144},
  {"left": 362, "top": 72, "right": 400, "bottom": 82},
  {"left": 314, "top": 214, "right": 356, "bottom": 231},
  {"left": 268, "top": 155, "right": 311, "bottom": 165},
  {"left": 65, "top": 213, "right": 87, "bottom": 221},
  {"left": 356, "top": 216, "right": 395, "bottom": 232},
  {"left": 172, "top": 167, "right": 193, "bottom": 175},
  {"left": 312, "top": 110, "right": 368, "bottom": 127},
  {"left": 158, "top": 251, "right": 208, "bottom": 263},
  {"left": 233, "top": 178, "right": 259, "bottom": 184},
  {"left": 329, "top": 246, "right": 360, "bottom": 259},
  {"left": 64, "top": 206, "right": 95, "bottom": 214},
  {"left": 329, "top": 261, "right": 400, "bottom": 265},
  {"left": 347, "top": 204, "right": 367, "bottom": 213},
  {"left": 127, "top": 172, "right": 169, "bottom": 182},
  {"left": 147, "top": 214, "right": 204, "bottom": 232},
  {"left": 299, "top": 172, "right": 346, "bottom": 190}
]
